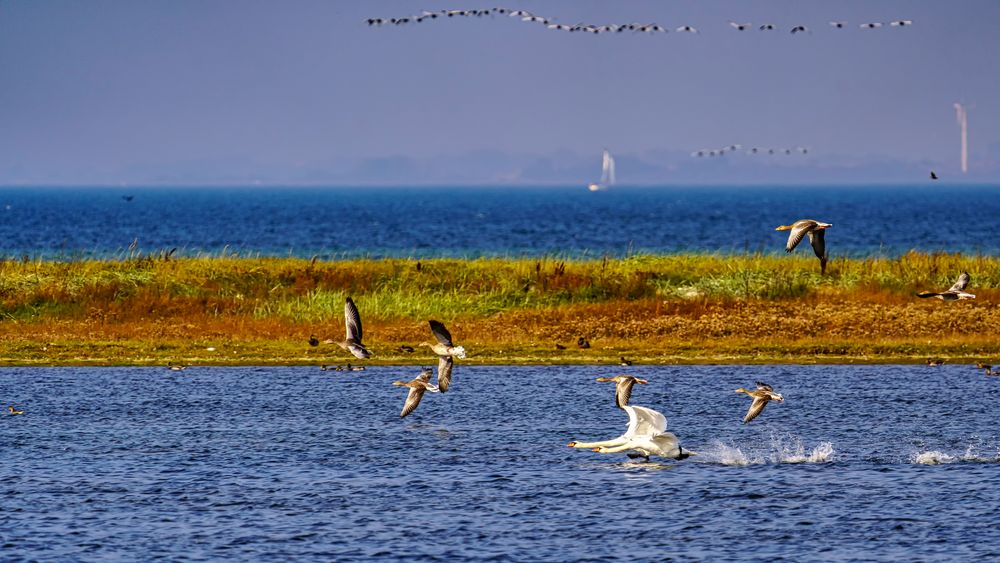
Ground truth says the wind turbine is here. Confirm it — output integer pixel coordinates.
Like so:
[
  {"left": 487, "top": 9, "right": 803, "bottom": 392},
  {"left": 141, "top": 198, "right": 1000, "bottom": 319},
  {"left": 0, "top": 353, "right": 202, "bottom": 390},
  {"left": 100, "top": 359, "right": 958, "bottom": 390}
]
[{"left": 953, "top": 102, "right": 970, "bottom": 173}]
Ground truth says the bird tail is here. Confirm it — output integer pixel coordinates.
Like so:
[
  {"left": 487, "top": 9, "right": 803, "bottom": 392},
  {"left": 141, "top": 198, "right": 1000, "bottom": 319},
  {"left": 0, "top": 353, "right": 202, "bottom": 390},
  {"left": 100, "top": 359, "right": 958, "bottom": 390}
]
[{"left": 451, "top": 346, "right": 467, "bottom": 359}]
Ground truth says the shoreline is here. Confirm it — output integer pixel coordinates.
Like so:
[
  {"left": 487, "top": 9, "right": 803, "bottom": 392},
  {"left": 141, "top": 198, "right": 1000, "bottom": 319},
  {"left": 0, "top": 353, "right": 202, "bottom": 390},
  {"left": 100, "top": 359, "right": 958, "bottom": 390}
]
[{"left": 1, "top": 254, "right": 997, "bottom": 367}]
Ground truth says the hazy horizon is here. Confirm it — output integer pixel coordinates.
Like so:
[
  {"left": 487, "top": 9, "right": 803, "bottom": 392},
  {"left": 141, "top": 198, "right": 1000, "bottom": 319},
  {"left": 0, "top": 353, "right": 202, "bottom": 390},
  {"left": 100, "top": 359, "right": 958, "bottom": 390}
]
[{"left": 1, "top": 0, "right": 998, "bottom": 186}]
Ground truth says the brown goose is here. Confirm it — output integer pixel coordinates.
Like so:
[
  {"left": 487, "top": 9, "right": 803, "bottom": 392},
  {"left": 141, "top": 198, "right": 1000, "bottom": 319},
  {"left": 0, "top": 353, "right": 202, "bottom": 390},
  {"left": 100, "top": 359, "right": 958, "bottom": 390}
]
[
  {"left": 734, "top": 381, "right": 784, "bottom": 424},
  {"left": 917, "top": 272, "right": 975, "bottom": 301},
  {"left": 420, "top": 320, "right": 466, "bottom": 392},
  {"left": 392, "top": 368, "right": 439, "bottom": 418},
  {"left": 775, "top": 219, "right": 832, "bottom": 274},
  {"left": 337, "top": 297, "right": 371, "bottom": 359},
  {"left": 595, "top": 375, "right": 648, "bottom": 408}
]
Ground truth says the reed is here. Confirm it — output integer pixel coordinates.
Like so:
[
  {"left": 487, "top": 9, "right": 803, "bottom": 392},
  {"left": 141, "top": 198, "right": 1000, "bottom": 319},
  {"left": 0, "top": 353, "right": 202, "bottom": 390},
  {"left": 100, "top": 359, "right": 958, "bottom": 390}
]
[{"left": 1, "top": 252, "right": 998, "bottom": 364}]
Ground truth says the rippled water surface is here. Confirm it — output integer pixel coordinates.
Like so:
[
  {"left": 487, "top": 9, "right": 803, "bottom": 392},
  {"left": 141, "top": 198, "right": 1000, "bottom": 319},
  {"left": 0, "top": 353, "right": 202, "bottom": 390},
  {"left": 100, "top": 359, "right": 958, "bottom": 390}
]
[
  {"left": 2, "top": 365, "right": 999, "bottom": 560},
  {"left": 2, "top": 185, "right": 1000, "bottom": 258}
]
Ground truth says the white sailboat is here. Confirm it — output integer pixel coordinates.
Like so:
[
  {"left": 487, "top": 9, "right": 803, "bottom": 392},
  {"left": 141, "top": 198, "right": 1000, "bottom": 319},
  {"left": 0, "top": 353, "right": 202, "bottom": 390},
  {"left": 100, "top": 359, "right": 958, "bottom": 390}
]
[{"left": 588, "top": 149, "right": 616, "bottom": 192}]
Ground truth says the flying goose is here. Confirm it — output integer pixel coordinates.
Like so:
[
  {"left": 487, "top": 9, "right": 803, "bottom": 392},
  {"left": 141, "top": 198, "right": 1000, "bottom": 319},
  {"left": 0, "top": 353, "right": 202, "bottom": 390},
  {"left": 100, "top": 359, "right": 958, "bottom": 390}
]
[
  {"left": 568, "top": 405, "right": 692, "bottom": 460},
  {"left": 735, "top": 381, "right": 784, "bottom": 424},
  {"left": 421, "top": 320, "right": 466, "bottom": 392},
  {"left": 595, "top": 375, "right": 648, "bottom": 408},
  {"left": 917, "top": 272, "right": 975, "bottom": 300},
  {"left": 338, "top": 297, "right": 372, "bottom": 359},
  {"left": 775, "top": 219, "right": 832, "bottom": 274},
  {"left": 393, "top": 368, "right": 439, "bottom": 418}
]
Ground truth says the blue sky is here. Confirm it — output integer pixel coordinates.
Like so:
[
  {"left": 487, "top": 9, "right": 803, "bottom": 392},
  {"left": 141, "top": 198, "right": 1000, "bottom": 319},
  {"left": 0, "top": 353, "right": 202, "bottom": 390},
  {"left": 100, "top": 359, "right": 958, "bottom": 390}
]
[{"left": 0, "top": 1, "right": 997, "bottom": 185}]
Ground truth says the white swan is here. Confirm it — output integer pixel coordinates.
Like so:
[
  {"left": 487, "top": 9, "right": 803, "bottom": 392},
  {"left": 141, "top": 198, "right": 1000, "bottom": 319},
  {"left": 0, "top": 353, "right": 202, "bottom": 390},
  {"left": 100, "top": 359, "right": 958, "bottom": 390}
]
[{"left": 567, "top": 405, "right": 693, "bottom": 460}]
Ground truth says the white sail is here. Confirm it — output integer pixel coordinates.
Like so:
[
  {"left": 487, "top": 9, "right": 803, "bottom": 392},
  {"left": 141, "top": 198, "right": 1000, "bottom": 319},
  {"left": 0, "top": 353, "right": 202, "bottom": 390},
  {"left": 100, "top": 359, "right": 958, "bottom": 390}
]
[
  {"left": 589, "top": 149, "right": 616, "bottom": 191},
  {"left": 601, "top": 149, "right": 616, "bottom": 186}
]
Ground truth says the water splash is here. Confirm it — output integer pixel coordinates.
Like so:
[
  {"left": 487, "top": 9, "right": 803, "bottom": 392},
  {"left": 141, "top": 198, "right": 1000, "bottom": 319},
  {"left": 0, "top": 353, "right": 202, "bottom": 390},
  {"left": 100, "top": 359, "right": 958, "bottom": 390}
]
[
  {"left": 913, "top": 445, "right": 1000, "bottom": 465},
  {"left": 697, "top": 434, "right": 834, "bottom": 466}
]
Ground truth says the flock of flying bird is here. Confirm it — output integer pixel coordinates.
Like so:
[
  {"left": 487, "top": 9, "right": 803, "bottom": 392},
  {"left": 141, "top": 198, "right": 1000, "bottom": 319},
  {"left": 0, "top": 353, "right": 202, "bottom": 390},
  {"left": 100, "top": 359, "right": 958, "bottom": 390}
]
[
  {"left": 315, "top": 296, "right": 789, "bottom": 461},
  {"left": 691, "top": 145, "right": 810, "bottom": 158},
  {"left": 366, "top": 8, "right": 913, "bottom": 37}
]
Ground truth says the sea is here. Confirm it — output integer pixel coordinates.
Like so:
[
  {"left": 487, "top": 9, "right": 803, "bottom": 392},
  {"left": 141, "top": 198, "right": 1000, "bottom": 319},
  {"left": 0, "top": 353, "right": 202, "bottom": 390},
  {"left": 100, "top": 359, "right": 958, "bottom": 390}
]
[
  {"left": 3, "top": 185, "right": 1000, "bottom": 560},
  {"left": 2, "top": 364, "right": 999, "bottom": 560},
  {"left": 0, "top": 185, "right": 999, "bottom": 259}
]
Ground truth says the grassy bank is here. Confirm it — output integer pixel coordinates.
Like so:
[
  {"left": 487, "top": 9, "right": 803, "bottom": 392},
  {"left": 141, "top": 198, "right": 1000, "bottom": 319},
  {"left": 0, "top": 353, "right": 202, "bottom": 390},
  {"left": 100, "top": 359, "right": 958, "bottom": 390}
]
[{"left": 1, "top": 252, "right": 999, "bottom": 365}]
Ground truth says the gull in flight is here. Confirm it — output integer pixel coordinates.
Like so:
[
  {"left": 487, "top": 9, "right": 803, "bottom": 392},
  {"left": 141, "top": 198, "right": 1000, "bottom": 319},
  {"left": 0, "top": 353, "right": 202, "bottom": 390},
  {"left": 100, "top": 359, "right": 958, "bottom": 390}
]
[
  {"left": 730, "top": 22, "right": 751, "bottom": 31},
  {"left": 829, "top": 21, "right": 847, "bottom": 29},
  {"left": 917, "top": 272, "right": 975, "bottom": 301},
  {"left": 676, "top": 25, "right": 698, "bottom": 33},
  {"left": 734, "top": 381, "right": 784, "bottom": 424},
  {"left": 890, "top": 20, "right": 913, "bottom": 27},
  {"left": 568, "top": 405, "right": 693, "bottom": 461},
  {"left": 860, "top": 22, "right": 884, "bottom": 29}
]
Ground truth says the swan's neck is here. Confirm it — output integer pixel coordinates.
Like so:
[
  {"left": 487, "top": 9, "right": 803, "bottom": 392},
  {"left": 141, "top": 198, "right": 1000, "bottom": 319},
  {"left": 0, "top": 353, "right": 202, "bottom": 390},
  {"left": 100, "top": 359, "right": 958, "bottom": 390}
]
[{"left": 570, "top": 437, "right": 627, "bottom": 449}]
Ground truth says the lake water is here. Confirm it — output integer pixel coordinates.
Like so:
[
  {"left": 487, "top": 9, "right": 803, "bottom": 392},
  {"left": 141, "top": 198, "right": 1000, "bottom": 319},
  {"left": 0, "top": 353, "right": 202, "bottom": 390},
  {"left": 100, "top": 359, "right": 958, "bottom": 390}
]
[
  {"left": 2, "top": 364, "right": 998, "bottom": 560},
  {"left": 1, "top": 185, "right": 1000, "bottom": 259}
]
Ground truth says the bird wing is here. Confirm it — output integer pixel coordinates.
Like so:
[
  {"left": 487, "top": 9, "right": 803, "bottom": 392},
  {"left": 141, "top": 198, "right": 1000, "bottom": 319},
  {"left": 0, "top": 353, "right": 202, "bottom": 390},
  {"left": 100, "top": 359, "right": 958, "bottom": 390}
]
[
  {"left": 400, "top": 386, "right": 426, "bottom": 418},
  {"left": 428, "top": 320, "right": 454, "bottom": 346},
  {"left": 624, "top": 405, "right": 667, "bottom": 437},
  {"left": 785, "top": 221, "right": 813, "bottom": 252},
  {"left": 615, "top": 378, "right": 636, "bottom": 408},
  {"left": 345, "top": 297, "right": 363, "bottom": 342},
  {"left": 916, "top": 291, "right": 941, "bottom": 298},
  {"left": 808, "top": 228, "right": 827, "bottom": 260},
  {"left": 743, "top": 396, "right": 770, "bottom": 423},
  {"left": 948, "top": 272, "right": 970, "bottom": 292},
  {"left": 437, "top": 355, "right": 454, "bottom": 392},
  {"left": 755, "top": 381, "right": 774, "bottom": 392}
]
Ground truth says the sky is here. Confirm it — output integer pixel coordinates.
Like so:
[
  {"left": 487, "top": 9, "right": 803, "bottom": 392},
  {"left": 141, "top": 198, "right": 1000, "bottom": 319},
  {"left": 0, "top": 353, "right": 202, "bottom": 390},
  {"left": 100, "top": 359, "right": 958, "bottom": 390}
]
[{"left": 0, "top": 0, "right": 998, "bottom": 185}]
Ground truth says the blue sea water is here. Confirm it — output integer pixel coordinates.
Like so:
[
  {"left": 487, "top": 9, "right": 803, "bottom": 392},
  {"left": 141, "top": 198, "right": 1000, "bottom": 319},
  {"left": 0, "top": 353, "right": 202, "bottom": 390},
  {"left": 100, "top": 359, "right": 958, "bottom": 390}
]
[
  {"left": 1, "top": 185, "right": 999, "bottom": 259},
  {"left": 2, "top": 365, "right": 999, "bottom": 560}
]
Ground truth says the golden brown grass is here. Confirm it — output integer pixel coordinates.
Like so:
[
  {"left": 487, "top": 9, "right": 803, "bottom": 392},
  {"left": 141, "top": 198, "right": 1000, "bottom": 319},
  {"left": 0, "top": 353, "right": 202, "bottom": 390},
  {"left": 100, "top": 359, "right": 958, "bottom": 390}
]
[{"left": 1, "top": 253, "right": 998, "bottom": 365}]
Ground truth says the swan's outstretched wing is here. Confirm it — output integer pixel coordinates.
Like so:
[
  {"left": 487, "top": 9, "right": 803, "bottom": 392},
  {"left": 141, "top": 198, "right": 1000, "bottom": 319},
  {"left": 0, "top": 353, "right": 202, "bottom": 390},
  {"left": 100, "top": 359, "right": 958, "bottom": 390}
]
[
  {"left": 400, "top": 386, "right": 426, "bottom": 418},
  {"left": 615, "top": 378, "right": 636, "bottom": 408},
  {"left": 808, "top": 228, "right": 826, "bottom": 260},
  {"left": 428, "top": 320, "right": 454, "bottom": 347},
  {"left": 948, "top": 272, "right": 970, "bottom": 292},
  {"left": 345, "top": 297, "right": 363, "bottom": 342},
  {"left": 785, "top": 222, "right": 812, "bottom": 252},
  {"left": 624, "top": 405, "right": 667, "bottom": 437},
  {"left": 743, "top": 396, "right": 769, "bottom": 424},
  {"left": 436, "top": 355, "right": 454, "bottom": 392}
]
